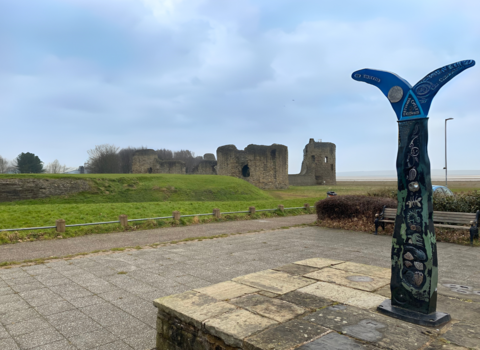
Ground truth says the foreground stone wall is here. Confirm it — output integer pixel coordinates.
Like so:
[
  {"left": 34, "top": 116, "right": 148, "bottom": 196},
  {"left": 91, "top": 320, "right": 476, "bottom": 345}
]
[
  {"left": 132, "top": 149, "right": 186, "bottom": 174},
  {"left": 289, "top": 138, "right": 336, "bottom": 186},
  {"left": 154, "top": 258, "right": 443, "bottom": 350},
  {"left": 0, "top": 178, "right": 91, "bottom": 202},
  {"left": 216, "top": 144, "right": 288, "bottom": 190}
]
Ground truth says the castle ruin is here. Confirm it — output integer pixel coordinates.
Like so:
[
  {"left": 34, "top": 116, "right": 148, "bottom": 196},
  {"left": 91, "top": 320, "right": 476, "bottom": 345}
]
[
  {"left": 191, "top": 154, "right": 217, "bottom": 175},
  {"left": 132, "top": 149, "right": 186, "bottom": 174},
  {"left": 288, "top": 138, "right": 336, "bottom": 185},
  {"left": 216, "top": 144, "right": 288, "bottom": 190}
]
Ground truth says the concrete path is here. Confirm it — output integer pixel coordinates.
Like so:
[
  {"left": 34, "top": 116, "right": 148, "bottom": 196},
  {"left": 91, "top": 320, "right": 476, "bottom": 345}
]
[
  {"left": 0, "top": 217, "right": 479, "bottom": 350},
  {"left": 0, "top": 214, "right": 316, "bottom": 263}
]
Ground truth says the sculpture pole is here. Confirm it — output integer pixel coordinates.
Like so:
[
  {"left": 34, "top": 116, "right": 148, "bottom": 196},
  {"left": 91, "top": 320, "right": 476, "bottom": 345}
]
[{"left": 352, "top": 60, "right": 475, "bottom": 326}]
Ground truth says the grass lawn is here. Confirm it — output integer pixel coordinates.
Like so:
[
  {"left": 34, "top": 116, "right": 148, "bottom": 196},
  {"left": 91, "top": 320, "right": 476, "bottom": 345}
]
[
  {"left": 1, "top": 174, "right": 476, "bottom": 245},
  {"left": 0, "top": 174, "right": 319, "bottom": 244}
]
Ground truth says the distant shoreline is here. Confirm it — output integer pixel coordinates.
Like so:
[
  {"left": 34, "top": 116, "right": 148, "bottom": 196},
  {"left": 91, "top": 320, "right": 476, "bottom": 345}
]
[{"left": 338, "top": 176, "right": 480, "bottom": 182}]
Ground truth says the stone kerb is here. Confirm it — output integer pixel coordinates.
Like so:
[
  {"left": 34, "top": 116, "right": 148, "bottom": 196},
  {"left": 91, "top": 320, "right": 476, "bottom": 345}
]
[{"left": 153, "top": 258, "right": 445, "bottom": 350}]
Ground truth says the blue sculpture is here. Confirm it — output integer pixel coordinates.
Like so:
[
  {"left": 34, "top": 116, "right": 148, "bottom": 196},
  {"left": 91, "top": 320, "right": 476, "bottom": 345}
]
[{"left": 352, "top": 60, "right": 475, "bottom": 326}]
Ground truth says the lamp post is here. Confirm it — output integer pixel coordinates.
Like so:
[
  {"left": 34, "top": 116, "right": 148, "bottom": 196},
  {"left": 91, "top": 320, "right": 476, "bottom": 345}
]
[{"left": 445, "top": 118, "right": 454, "bottom": 187}]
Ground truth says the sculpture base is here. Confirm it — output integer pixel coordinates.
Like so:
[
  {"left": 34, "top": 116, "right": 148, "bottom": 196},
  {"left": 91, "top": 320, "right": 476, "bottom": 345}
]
[{"left": 377, "top": 300, "right": 451, "bottom": 327}]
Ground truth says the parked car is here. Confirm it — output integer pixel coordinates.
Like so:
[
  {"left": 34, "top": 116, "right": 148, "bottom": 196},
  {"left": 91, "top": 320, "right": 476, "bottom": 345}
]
[{"left": 432, "top": 185, "right": 454, "bottom": 196}]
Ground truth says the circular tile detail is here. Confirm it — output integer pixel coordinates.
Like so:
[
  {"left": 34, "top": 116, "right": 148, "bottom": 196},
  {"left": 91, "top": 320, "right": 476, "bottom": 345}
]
[{"left": 347, "top": 275, "right": 373, "bottom": 282}]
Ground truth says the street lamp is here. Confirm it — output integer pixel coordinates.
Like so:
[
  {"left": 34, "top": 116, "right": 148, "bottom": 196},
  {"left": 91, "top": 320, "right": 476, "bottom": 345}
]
[{"left": 445, "top": 118, "right": 454, "bottom": 186}]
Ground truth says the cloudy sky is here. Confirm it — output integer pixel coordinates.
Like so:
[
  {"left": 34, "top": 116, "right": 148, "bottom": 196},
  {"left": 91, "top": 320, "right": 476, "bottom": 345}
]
[{"left": 1, "top": 0, "right": 479, "bottom": 173}]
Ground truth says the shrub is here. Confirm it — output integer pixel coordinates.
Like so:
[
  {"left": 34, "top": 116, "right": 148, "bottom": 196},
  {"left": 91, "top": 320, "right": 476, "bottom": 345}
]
[
  {"left": 433, "top": 191, "right": 480, "bottom": 213},
  {"left": 315, "top": 195, "right": 397, "bottom": 221},
  {"left": 366, "top": 187, "right": 397, "bottom": 199}
]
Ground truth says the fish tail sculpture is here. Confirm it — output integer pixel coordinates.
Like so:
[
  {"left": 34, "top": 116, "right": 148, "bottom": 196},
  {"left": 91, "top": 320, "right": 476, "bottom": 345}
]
[{"left": 352, "top": 60, "right": 475, "bottom": 326}]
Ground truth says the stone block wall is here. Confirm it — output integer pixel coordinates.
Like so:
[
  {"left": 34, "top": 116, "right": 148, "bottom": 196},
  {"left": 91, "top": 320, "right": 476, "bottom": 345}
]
[
  {"left": 216, "top": 144, "right": 288, "bottom": 190},
  {"left": 0, "top": 178, "right": 91, "bottom": 202},
  {"left": 132, "top": 149, "right": 186, "bottom": 174},
  {"left": 289, "top": 138, "right": 336, "bottom": 186},
  {"left": 191, "top": 160, "right": 217, "bottom": 175},
  {"left": 288, "top": 174, "right": 317, "bottom": 186},
  {"left": 203, "top": 153, "right": 216, "bottom": 161},
  {"left": 156, "top": 309, "right": 236, "bottom": 350}
]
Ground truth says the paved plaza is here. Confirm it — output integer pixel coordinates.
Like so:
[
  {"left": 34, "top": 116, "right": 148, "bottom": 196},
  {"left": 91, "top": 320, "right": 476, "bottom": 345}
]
[{"left": 1, "top": 216, "right": 479, "bottom": 349}]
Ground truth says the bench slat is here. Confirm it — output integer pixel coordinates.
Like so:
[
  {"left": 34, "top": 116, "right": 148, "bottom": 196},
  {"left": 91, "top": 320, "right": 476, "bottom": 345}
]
[
  {"left": 378, "top": 208, "right": 477, "bottom": 229},
  {"left": 381, "top": 209, "right": 476, "bottom": 223},
  {"left": 434, "top": 224, "right": 469, "bottom": 230}
]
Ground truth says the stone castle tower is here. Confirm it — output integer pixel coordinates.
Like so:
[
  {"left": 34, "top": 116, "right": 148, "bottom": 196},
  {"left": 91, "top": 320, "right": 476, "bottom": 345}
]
[
  {"left": 216, "top": 144, "right": 288, "bottom": 190},
  {"left": 289, "top": 138, "right": 336, "bottom": 185}
]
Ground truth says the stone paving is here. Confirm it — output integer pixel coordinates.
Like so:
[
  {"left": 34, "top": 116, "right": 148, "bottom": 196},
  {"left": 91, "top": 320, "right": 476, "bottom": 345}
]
[{"left": 1, "top": 220, "right": 479, "bottom": 350}]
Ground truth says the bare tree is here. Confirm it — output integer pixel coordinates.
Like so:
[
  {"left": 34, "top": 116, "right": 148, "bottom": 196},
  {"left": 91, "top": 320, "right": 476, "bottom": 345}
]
[
  {"left": 45, "top": 159, "right": 69, "bottom": 174},
  {"left": 85, "top": 144, "right": 120, "bottom": 173},
  {"left": 156, "top": 149, "right": 173, "bottom": 160},
  {"left": 172, "top": 150, "right": 202, "bottom": 173},
  {"left": 0, "top": 156, "right": 9, "bottom": 173}
]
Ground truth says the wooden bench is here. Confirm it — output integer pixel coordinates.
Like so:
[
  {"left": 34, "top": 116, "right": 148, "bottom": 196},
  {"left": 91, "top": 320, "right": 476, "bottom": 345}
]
[{"left": 375, "top": 206, "right": 479, "bottom": 244}]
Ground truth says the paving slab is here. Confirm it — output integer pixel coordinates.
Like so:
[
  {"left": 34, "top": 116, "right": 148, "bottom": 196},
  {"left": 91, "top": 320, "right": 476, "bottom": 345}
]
[
  {"left": 244, "top": 319, "right": 328, "bottom": 350},
  {"left": 424, "top": 339, "right": 471, "bottom": 350},
  {"left": 278, "top": 291, "right": 334, "bottom": 311},
  {"left": 153, "top": 290, "right": 236, "bottom": 328},
  {"left": 435, "top": 295, "right": 480, "bottom": 323},
  {"left": 304, "top": 268, "right": 390, "bottom": 292},
  {"left": 0, "top": 337, "right": 19, "bottom": 350},
  {"left": 232, "top": 270, "right": 315, "bottom": 294},
  {"left": 0, "top": 215, "right": 317, "bottom": 263},
  {"left": 0, "top": 220, "right": 479, "bottom": 350},
  {"left": 194, "top": 281, "right": 259, "bottom": 300},
  {"left": 294, "top": 258, "right": 344, "bottom": 269},
  {"left": 304, "top": 304, "right": 433, "bottom": 350},
  {"left": 230, "top": 294, "right": 306, "bottom": 322},
  {"left": 272, "top": 263, "right": 320, "bottom": 276},
  {"left": 298, "top": 282, "right": 387, "bottom": 309},
  {"left": 297, "top": 332, "right": 380, "bottom": 350},
  {"left": 442, "top": 321, "right": 480, "bottom": 349},
  {"left": 374, "top": 285, "right": 391, "bottom": 298},
  {"left": 438, "top": 282, "right": 480, "bottom": 302},
  {"left": 204, "top": 309, "right": 278, "bottom": 348},
  {"left": 332, "top": 262, "right": 391, "bottom": 279}
]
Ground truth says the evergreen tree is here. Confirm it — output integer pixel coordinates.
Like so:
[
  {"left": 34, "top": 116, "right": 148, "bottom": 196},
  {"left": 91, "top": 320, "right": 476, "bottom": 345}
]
[{"left": 15, "top": 152, "right": 45, "bottom": 173}]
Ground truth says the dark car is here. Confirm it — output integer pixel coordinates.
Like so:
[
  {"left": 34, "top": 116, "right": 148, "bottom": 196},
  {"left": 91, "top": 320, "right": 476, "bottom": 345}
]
[{"left": 432, "top": 185, "right": 454, "bottom": 196}]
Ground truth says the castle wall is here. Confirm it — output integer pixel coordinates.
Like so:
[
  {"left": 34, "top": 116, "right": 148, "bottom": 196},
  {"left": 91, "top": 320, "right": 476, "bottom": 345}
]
[
  {"left": 132, "top": 150, "right": 186, "bottom": 174},
  {"left": 216, "top": 144, "right": 288, "bottom": 190},
  {"left": 191, "top": 160, "right": 217, "bottom": 175},
  {"left": 132, "top": 150, "right": 158, "bottom": 174},
  {"left": 203, "top": 153, "right": 216, "bottom": 161},
  {"left": 288, "top": 174, "right": 317, "bottom": 186},
  {"left": 0, "top": 179, "right": 91, "bottom": 202},
  {"left": 289, "top": 139, "right": 336, "bottom": 186}
]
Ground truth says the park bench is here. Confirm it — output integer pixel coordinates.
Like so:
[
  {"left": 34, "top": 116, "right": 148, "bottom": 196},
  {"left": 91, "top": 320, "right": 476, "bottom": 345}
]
[{"left": 374, "top": 206, "right": 479, "bottom": 245}]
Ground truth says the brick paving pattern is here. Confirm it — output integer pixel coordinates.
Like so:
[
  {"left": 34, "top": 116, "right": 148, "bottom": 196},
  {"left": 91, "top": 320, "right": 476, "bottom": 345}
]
[{"left": 1, "top": 221, "right": 479, "bottom": 349}]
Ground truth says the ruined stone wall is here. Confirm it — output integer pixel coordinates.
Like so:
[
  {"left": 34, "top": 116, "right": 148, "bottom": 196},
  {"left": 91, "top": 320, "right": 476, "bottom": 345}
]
[
  {"left": 191, "top": 153, "right": 217, "bottom": 175},
  {"left": 203, "top": 153, "right": 216, "bottom": 161},
  {"left": 191, "top": 160, "right": 217, "bottom": 175},
  {"left": 289, "top": 138, "right": 336, "bottom": 186},
  {"left": 132, "top": 149, "right": 186, "bottom": 174},
  {"left": 156, "top": 160, "right": 186, "bottom": 174},
  {"left": 0, "top": 178, "right": 91, "bottom": 202},
  {"left": 217, "top": 144, "right": 288, "bottom": 190},
  {"left": 288, "top": 174, "right": 317, "bottom": 186}
]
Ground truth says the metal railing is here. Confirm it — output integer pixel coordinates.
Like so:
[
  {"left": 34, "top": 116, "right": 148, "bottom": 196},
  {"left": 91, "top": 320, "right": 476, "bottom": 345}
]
[{"left": 0, "top": 205, "right": 312, "bottom": 233}]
